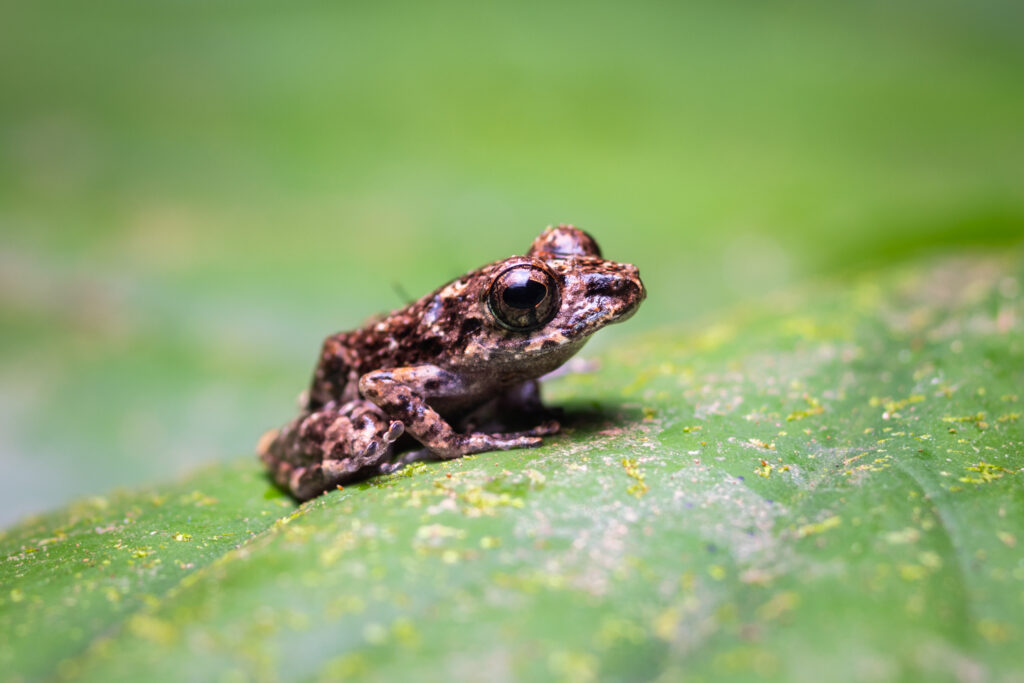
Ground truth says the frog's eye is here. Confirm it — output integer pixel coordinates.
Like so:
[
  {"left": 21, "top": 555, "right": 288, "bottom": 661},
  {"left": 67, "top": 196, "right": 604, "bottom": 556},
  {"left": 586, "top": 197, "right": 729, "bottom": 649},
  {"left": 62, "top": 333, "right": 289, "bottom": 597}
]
[{"left": 487, "top": 264, "right": 560, "bottom": 331}]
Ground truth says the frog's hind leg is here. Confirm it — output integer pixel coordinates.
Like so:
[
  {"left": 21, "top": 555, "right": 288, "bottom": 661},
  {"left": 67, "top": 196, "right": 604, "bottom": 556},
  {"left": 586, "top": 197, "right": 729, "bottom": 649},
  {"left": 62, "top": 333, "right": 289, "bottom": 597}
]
[{"left": 259, "top": 400, "right": 404, "bottom": 501}]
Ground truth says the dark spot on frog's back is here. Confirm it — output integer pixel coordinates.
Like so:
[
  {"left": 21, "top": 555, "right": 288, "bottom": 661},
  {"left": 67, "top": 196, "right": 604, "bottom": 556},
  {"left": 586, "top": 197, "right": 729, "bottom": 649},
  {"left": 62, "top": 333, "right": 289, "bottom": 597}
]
[
  {"left": 418, "top": 336, "right": 445, "bottom": 357},
  {"left": 541, "top": 339, "right": 559, "bottom": 350}
]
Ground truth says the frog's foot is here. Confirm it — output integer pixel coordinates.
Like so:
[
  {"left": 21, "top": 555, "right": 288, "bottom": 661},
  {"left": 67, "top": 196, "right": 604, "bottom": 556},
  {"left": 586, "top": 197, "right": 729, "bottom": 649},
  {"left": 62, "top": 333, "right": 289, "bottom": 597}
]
[
  {"left": 433, "top": 420, "right": 560, "bottom": 460},
  {"left": 259, "top": 400, "right": 404, "bottom": 501},
  {"left": 270, "top": 457, "right": 388, "bottom": 502},
  {"left": 308, "top": 401, "right": 403, "bottom": 461},
  {"left": 377, "top": 447, "right": 433, "bottom": 474}
]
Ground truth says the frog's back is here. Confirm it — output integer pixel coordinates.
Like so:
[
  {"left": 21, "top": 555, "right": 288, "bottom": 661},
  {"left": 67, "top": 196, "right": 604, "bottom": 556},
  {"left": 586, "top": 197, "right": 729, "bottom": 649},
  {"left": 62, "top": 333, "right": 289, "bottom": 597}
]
[{"left": 306, "top": 297, "right": 455, "bottom": 409}]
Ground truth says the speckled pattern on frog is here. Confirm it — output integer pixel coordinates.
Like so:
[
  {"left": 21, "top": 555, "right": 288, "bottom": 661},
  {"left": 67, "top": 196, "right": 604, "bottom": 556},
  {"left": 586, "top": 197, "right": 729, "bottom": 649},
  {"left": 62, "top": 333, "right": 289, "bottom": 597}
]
[{"left": 259, "top": 226, "right": 646, "bottom": 500}]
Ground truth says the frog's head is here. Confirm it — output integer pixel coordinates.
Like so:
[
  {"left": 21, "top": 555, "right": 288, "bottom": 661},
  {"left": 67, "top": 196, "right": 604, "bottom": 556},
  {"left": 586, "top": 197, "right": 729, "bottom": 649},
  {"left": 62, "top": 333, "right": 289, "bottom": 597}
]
[
  {"left": 524, "top": 225, "right": 645, "bottom": 335},
  {"left": 461, "top": 226, "right": 645, "bottom": 367}
]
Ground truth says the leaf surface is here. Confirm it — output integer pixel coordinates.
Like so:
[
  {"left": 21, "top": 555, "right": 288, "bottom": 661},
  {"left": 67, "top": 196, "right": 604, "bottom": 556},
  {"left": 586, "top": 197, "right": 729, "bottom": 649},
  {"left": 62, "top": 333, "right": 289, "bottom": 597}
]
[{"left": 3, "top": 253, "right": 1022, "bottom": 682}]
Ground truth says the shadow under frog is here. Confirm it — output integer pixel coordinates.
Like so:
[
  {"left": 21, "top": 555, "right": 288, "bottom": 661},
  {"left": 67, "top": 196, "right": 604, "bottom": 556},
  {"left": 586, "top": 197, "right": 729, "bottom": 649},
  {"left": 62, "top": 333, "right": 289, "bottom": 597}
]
[{"left": 259, "top": 225, "right": 646, "bottom": 501}]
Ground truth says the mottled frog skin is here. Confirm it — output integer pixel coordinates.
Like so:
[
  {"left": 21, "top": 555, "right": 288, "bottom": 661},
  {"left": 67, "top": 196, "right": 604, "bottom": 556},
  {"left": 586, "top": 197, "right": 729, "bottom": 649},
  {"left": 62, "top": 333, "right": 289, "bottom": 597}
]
[{"left": 259, "top": 226, "right": 646, "bottom": 500}]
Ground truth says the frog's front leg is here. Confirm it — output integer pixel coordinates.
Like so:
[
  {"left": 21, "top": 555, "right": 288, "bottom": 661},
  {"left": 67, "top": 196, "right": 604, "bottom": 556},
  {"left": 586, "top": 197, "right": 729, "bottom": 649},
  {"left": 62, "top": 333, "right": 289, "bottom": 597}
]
[{"left": 359, "top": 366, "right": 558, "bottom": 460}]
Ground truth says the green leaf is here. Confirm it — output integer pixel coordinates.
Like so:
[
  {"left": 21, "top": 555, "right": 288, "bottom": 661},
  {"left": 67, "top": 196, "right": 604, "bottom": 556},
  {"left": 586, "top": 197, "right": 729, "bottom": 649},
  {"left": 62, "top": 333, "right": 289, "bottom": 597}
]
[
  {"left": 3, "top": 252, "right": 1022, "bottom": 682},
  {"left": 0, "top": 462, "right": 293, "bottom": 680}
]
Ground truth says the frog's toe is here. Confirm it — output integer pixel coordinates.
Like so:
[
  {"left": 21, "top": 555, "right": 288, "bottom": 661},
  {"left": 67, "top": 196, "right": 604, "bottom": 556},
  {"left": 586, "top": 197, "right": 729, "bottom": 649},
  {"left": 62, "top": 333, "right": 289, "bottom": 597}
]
[
  {"left": 384, "top": 420, "right": 404, "bottom": 443},
  {"left": 527, "top": 420, "right": 560, "bottom": 437},
  {"left": 486, "top": 433, "right": 545, "bottom": 450},
  {"left": 377, "top": 461, "right": 402, "bottom": 475},
  {"left": 322, "top": 457, "right": 365, "bottom": 481},
  {"left": 512, "top": 435, "right": 545, "bottom": 449}
]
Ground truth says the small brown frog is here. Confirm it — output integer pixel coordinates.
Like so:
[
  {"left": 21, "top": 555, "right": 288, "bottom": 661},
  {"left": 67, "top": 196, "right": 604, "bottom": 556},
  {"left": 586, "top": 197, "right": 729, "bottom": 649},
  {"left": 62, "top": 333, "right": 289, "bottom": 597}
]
[{"left": 259, "top": 225, "right": 645, "bottom": 500}]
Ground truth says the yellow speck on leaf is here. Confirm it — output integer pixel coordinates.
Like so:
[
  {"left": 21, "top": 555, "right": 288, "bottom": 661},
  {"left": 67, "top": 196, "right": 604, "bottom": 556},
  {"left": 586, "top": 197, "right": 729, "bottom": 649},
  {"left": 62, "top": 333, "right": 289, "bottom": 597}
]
[
  {"left": 942, "top": 413, "right": 989, "bottom": 429},
  {"left": 884, "top": 528, "right": 921, "bottom": 545},
  {"left": 548, "top": 651, "right": 598, "bottom": 683},
  {"left": 796, "top": 515, "right": 841, "bottom": 538},
  {"left": 128, "top": 615, "right": 178, "bottom": 645},
  {"left": 977, "top": 619, "right": 1012, "bottom": 643},
  {"left": 959, "top": 461, "right": 1012, "bottom": 484},
  {"left": 621, "top": 457, "right": 649, "bottom": 498},
  {"left": 787, "top": 395, "right": 825, "bottom": 421},
  {"left": 391, "top": 617, "right": 420, "bottom": 649},
  {"left": 596, "top": 617, "right": 647, "bottom": 648},
  {"left": 322, "top": 653, "right": 369, "bottom": 679},
  {"left": 652, "top": 607, "right": 681, "bottom": 641},
  {"left": 757, "top": 591, "right": 800, "bottom": 621},
  {"left": 415, "top": 524, "right": 466, "bottom": 542},
  {"left": 898, "top": 564, "right": 928, "bottom": 581},
  {"left": 181, "top": 490, "right": 218, "bottom": 507},
  {"left": 872, "top": 394, "right": 925, "bottom": 415}
]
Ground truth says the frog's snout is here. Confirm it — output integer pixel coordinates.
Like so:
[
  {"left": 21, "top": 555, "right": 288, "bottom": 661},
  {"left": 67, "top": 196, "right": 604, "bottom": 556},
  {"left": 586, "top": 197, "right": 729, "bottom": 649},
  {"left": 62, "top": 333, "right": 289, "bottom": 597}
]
[
  {"left": 616, "top": 264, "right": 646, "bottom": 322},
  {"left": 581, "top": 263, "right": 646, "bottom": 323}
]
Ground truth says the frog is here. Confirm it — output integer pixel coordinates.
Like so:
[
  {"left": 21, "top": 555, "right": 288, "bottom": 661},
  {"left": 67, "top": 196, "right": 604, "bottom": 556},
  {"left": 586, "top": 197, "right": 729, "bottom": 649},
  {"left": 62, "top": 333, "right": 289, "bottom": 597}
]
[{"left": 258, "top": 225, "right": 646, "bottom": 501}]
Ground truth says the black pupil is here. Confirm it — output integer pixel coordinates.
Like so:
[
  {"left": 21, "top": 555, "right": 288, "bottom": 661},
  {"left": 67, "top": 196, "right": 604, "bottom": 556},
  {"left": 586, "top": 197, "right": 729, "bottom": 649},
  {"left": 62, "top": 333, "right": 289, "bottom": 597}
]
[{"left": 502, "top": 275, "right": 547, "bottom": 309}]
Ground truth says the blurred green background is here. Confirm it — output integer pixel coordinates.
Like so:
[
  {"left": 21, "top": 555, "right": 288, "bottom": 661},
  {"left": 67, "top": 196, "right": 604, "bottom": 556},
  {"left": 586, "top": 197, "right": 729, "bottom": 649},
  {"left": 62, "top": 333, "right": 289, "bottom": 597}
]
[{"left": 1, "top": 0, "right": 1022, "bottom": 526}]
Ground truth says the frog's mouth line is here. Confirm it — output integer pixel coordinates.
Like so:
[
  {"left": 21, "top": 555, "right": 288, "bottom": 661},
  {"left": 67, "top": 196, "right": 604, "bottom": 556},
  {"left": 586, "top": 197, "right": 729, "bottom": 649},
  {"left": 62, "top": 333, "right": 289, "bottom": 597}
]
[
  {"left": 615, "top": 304, "right": 640, "bottom": 324},
  {"left": 566, "top": 300, "right": 640, "bottom": 336}
]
